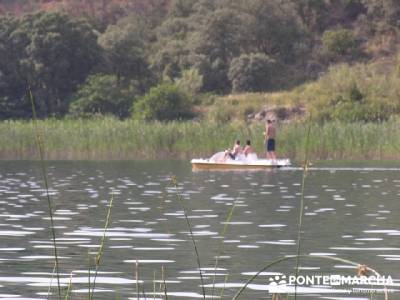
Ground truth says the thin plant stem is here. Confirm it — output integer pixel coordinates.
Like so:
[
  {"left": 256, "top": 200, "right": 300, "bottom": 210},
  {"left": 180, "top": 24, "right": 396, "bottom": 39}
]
[
  {"left": 219, "top": 274, "right": 229, "bottom": 300},
  {"left": 153, "top": 270, "right": 156, "bottom": 300},
  {"left": 211, "top": 198, "right": 238, "bottom": 299},
  {"left": 89, "top": 194, "right": 114, "bottom": 299},
  {"left": 88, "top": 251, "right": 92, "bottom": 299},
  {"left": 141, "top": 284, "right": 148, "bottom": 300},
  {"left": 294, "top": 121, "right": 312, "bottom": 299},
  {"left": 162, "top": 265, "right": 168, "bottom": 300},
  {"left": 136, "top": 260, "right": 139, "bottom": 300},
  {"left": 171, "top": 176, "right": 206, "bottom": 299},
  {"left": 64, "top": 272, "right": 73, "bottom": 300},
  {"left": 29, "top": 88, "right": 61, "bottom": 300},
  {"left": 46, "top": 261, "right": 57, "bottom": 300}
]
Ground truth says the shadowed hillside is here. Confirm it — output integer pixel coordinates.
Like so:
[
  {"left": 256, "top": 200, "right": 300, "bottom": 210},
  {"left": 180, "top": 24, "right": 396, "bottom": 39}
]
[{"left": 0, "top": 0, "right": 399, "bottom": 122}]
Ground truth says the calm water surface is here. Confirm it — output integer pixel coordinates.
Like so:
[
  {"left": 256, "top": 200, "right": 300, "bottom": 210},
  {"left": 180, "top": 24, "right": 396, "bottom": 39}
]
[{"left": 0, "top": 161, "right": 399, "bottom": 300}]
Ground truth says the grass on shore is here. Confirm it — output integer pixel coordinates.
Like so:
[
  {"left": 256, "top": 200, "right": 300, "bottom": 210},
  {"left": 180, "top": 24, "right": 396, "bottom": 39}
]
[{"left": 2, "top": 118, "right": 400, "bottom": 161}]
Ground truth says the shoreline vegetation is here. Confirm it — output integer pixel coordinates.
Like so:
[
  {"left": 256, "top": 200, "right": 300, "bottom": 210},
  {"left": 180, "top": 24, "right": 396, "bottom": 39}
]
[{"left": 2, "top": 118, "right": 400, "bottom": 161}]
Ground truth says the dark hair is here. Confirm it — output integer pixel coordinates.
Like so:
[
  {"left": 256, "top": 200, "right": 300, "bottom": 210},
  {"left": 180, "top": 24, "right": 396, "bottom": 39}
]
[
  {"left": 236, "top": 140, "right": 240, "bottom": 145},
  {"left": 246, "top": 140, "right": 251, "bottom": 145},
  {"left": 267, "top": 119, "right": 272, "bottom": 124}
]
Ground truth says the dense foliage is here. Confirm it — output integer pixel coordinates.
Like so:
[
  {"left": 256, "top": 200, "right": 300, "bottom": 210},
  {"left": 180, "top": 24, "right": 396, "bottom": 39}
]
[
  {"left": 1, "top": 0, "right": 400, "bottom": 121},
  {"left": 69, "top": 74, "right": 138, "bottom": 118},
  {"left": 0, "top": 12, "right": 100, "bottom": 118},
  {"left": 133, "top": 84, "right": 192, "bottom": 121},
  {"left": 228, "top": 53, "right": 277, "bottom": 92}
]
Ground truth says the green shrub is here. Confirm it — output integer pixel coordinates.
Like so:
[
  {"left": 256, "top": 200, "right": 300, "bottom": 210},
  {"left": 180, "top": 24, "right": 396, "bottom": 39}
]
[
  {"left": 69, "top": 74, "right": 137, "bottom": 118},
  {"left": 228, "top": 53, "right": 277, "bottom": 92},
  {"left": 322, "top": 28, "right": 358, "bottom": 56},
  {"left": 175, "top": 68, "right": 203, "bottom": 96},
  {"left": 132, "top": 83, "right": 193, "bottom": 121}
]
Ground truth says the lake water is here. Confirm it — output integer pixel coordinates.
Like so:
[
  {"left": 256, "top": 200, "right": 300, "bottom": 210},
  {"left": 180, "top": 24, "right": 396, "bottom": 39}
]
[{"left": 0, "top": 161, "right": 399, "bottom": 300}]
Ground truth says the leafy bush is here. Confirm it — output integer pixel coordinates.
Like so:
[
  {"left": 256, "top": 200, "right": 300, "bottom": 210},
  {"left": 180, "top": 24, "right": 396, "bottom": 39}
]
[
  {"left": 69, "top": 75, "right": 137, "bottom": 118},
  {"left": 322, "top": 28, "right": 358, "bottom": 56},
  {"left": 228, "top": 53, "right": 277, "bottom": 92},
  {"left": 175, "top": 68, "right": 203, "bottom": 96},
  {"left": 132, "top": 84, "right": 193, "bottom": 121},
  {"left": 0, "top": 12, "right": 101, "bottom": 118}
]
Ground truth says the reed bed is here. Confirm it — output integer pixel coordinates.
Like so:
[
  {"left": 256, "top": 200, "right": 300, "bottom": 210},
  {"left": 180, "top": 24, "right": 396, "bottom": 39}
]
[{"left": 2, "top": 118, "right": 400, "bottom": 161}]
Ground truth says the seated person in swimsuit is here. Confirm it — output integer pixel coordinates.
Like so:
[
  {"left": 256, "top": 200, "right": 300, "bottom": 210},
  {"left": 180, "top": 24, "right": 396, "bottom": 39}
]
[
  {"left": 243, "top": 140, "right": 253, "bottom": 157},
  {"left": 225, "top": 140, "right": 242, "bottom": 160}
]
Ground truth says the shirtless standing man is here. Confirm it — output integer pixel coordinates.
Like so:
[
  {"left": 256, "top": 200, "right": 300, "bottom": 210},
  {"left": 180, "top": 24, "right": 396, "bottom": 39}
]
[{"left": 264, "top": 120, "right": 276, "bottom": 160}]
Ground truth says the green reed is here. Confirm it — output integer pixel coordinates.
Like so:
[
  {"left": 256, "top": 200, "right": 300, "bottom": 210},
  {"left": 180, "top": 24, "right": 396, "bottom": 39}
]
[
  {"left": 89, "top": 194, "right": 114, "bottom": 300},
  {"left": 171, "top": 176, "right": 206, "bottom": 299},
  {"left": 29, "top": 90, "right": 61, "bottom": 299},
  {"left": 2, "top": 118, "right": 400, "bottom": 161},
  {"left": 211, "top": 198, "right": 238, "bottom": 299},
  {"left": 64, "top": 273, "right": 73, "bottom": 300},
  {"left": 162, "top": 265, "right": 168, "bottom": 300},
  {"left": 294, "top": 119, "right": 312, "bottom": 299}
]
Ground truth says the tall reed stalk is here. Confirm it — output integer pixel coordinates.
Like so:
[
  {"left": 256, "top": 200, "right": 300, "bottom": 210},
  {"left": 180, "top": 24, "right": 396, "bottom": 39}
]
[
  {"left": 211, "top": 198, "right": 238, "bottom": 299},
  {"left": 171, "top": 176, "right": 206, "bottom": 299},
  {"left": 135, "top": 260, "right": 139, "bottom": 300},
  {"left": 162, "top": 265, "right": 168, "bottom": 300},
  {"left": 89, "top": 194, "right": 114, "bottom": 300},
  {"left": 64, "top": 273, "right": 73, "bottom": 300},
  {"left": 294, "top": 120, "right": 312, "bottom": 299},
  {"left": 47, "top": 261, "right": 57, "bottom": 299},
  {"left": 29, "top": 88, "right": 61, "bottom": 299}
]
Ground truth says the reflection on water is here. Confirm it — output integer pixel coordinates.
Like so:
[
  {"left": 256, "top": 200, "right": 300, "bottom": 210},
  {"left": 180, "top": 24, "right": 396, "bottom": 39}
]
[{"left": 0, "top": 160, "right": 399, "bottom": 299}]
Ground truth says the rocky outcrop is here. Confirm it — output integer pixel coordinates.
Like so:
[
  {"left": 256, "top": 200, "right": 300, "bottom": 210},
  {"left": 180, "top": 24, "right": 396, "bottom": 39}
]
[{"left": 247, "top": 104, "right": 306, "bottom": 122}]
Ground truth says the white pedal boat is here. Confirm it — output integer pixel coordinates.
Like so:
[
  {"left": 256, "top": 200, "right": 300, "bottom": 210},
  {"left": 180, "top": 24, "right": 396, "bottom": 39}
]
[{"left": 191, "top": 152, "right": 291, "bottom": 170}]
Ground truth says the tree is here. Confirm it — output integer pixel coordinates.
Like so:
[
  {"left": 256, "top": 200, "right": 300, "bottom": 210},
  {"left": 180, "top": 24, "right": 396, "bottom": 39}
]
[
  {"left": 191, "top": 8, "right": 248, "bottom": 92},
  {"left": 133, "top": 83, "right": 193, "bottom": 121},
  {"left": 151, "top": 19, "right": 191, "bottom": 81},
  {"left": 98, "top": 14, "right": 151, "bottom": 91},
  {"left": 175, "top": 68, "right": 203, "bottom": 96},
  {"left": 69, "top": 74, "right": 137, "bottom": 118},
  {"left": 0, "top": 15, "right": 31, "bottom": 119},
  {"left": 240, "top": 0, "right": 304, "bottom": 62},
  {"left": 1, "top": 12, "right": 100, "bottom": 118},
  {"left": 168, "top": 0, "right": 196, "bottom": 18},
  {"left": 362, "top": 0, "right": 400, "bottom": 29},
  {"left": 228, "top": 53, "right": 277, "bottom": 92},
  {"left": 294, "top": 0, "right": 329, "bottom": 32}
]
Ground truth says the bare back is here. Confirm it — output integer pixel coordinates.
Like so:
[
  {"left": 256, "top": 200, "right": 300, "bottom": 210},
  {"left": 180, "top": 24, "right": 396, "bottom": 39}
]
[{"left": 232, "top": 144, "right": 241, "bottom": 155}]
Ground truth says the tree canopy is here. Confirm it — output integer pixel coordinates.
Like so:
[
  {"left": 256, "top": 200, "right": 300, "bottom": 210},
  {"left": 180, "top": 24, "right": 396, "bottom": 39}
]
[{"left": 0, "top": 0, "right": 399, "bottom": 120}]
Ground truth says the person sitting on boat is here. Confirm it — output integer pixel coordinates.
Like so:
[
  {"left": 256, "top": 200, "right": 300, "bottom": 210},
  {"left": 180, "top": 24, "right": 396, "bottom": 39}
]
[
  {"left": 225, "top": 140, "right": 242, "bottom": 160},
  {"left": 243, "top": 140, "right": 253, "bottom": 156}
]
